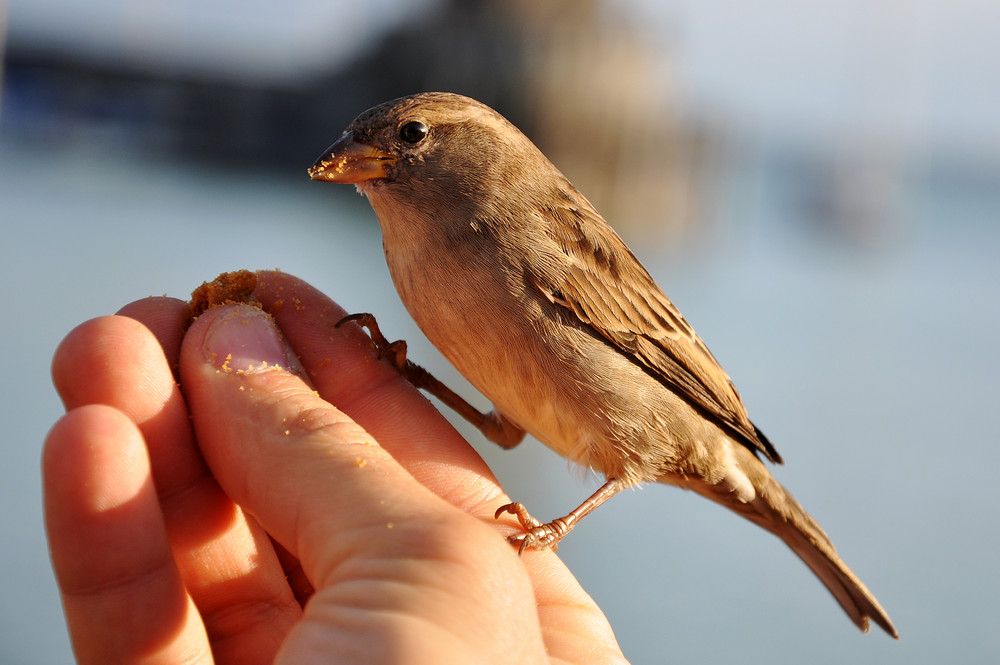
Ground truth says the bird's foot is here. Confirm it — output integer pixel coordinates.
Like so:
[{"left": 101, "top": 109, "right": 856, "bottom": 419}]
[
  {"left": 494, "top": 479, "right": 627, "bottom": 554},
  {"left": 336, "top": 312, "right": 409, "bottom": 371},
  {"left": 495, "top": 502, "right": 570, "bottom": 554},
  {"left": 338, "top": 312, "right": 526, "bottom": 450}
]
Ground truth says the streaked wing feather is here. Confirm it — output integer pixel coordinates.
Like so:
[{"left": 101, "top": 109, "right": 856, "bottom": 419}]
[{"left": 533, "top": 199, "right": 782, "bottom": 464}]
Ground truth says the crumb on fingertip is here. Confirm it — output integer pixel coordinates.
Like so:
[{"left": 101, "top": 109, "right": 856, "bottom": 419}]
[{"left": 189, "top": 270, "right": 260, "bottom": 319}]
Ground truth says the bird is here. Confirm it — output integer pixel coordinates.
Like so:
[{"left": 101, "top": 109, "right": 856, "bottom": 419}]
[{"left": 308, "top": 92, "right": 897, "bottom": 638}]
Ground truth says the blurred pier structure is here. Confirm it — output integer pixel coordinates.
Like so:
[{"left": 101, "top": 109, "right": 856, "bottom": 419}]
[{"left": 0, "top": 0, "right": 718, "bottom": 245}]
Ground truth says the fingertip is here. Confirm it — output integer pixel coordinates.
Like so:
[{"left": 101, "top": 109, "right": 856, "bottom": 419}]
[
  {"left": 44, "top": 405, "right": 126, "bottom": 486},
  {"left": 52, "top": 314, "right": 180, "bottom": 417},
  {"left": 52, "top": 298, "right": 189, "bottom": 409},
  {"left": 50, "top": 317, "right": 104, "bottom": 409},
  {"left": 117, "top": 296, "right": 191, "bottom": 364},
  {"left": 44, "top": 403, "right": 151, "bottom": 519},
  {"left": 185, "top": 303, "right": 307, "bottom": 379},
  {"left": 43, "top": 405, "right": 162, "bottom": 583}
]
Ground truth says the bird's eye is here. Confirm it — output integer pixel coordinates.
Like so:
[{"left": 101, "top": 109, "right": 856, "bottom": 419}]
[{"left": 399, "top": 121, "right": 428, "bottom": 144}]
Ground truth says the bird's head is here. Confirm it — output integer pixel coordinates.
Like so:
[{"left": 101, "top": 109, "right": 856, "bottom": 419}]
[{"left": 308, "top": 92, "right": 564, "bottom": 221}]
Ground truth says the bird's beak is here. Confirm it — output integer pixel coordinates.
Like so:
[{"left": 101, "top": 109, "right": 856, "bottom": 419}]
[{"left": 308, "top": 131, "right": 396, "bottom": 183}]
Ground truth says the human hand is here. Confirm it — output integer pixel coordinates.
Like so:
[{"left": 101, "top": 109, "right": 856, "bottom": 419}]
[{"left": 43, "top": 271, "right": 627, "bottom": 665}]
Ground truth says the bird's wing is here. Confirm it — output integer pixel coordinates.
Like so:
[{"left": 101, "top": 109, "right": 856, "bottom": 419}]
[{"left": 528, "top": 198, "right": 782, "bottom": 464}]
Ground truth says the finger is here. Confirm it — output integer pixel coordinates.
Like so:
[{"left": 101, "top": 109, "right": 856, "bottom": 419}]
[
  {"left": 52, "top": 312, "right": 301, "bottom": 663},
  {"left": 43, "top": 405, "right": 211, "bottom": 665},
  {"left": 116, "top": 296, "right": 193, "bottom": 378},
  {"left": 178, "top": 302, "right": 480, "bottom": 566},
  {"left": 52, "top": 309, "right": 202, "bottom": 495},
  {"left": 179, "top": 302, "right": 552, "bottom": 661}
]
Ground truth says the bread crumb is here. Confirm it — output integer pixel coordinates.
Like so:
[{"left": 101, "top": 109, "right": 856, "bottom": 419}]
[{"left": 189, "top": 270, "right": 260, "bottom": 318}]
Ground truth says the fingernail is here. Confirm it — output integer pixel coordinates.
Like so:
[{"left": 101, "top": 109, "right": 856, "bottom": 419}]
[{"left": 203, "top": 305, "right": 302, "bottom": 376}]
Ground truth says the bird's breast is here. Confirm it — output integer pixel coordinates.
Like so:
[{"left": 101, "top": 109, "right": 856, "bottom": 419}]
[{"left": 378, "top": 221, "right": 595, "bottom": 459}]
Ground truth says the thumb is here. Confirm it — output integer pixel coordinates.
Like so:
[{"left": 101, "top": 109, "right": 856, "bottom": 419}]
[
  {"left": 179, "top": 303, "right": 482, "bottom": 572},
  {"left": 178, "top": 303, "right": 549, "bottom": 661},
  {"left": 180, "top": 305, "right": 532, "bottom": 589}
]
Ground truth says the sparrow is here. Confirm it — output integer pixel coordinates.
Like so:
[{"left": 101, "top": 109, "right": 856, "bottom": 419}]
[{"left": 308, "top": 92, "right": 897, "bottom": 638}]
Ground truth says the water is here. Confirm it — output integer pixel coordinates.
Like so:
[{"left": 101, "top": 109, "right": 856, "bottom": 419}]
[{"left": 2, "top": 134, "right": 998, "bottom": 663}]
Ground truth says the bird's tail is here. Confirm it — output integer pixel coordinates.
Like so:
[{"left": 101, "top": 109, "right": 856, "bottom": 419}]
[{"left": 685, "top": 457, "right": 898, "bottom": 638}]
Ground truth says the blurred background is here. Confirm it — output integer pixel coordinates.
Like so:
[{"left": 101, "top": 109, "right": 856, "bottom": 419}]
[{"left": 2, "top": 0, "right": 998, "bottom": 662}]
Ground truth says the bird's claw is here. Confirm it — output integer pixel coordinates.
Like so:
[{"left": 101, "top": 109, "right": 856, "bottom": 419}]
[
  {"left": 495, "top": 502, "right": 566, "bottom": 554},
  {"left": 337, "top": 314, "right": 522, "bottom": 450},
  {"left": 337, "top": 312, "right": 409, "bottom": 371}
]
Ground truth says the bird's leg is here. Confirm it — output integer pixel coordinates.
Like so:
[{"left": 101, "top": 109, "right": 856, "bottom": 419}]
[
  {"left": 496, "top": 478, "right": 627, "bottom": 553},
  {"left": 338, "top": 313, "right": 526, "bottom": 449}
]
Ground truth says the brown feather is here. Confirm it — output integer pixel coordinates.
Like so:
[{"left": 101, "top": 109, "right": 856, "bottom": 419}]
[{"left": 529, "top": 194, "right": 783, "bottom": 463}]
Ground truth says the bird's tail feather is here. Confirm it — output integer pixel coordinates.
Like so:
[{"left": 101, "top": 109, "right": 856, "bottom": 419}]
[{"left": 688, "top": 467, "right": 898, "bottom": 638}]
